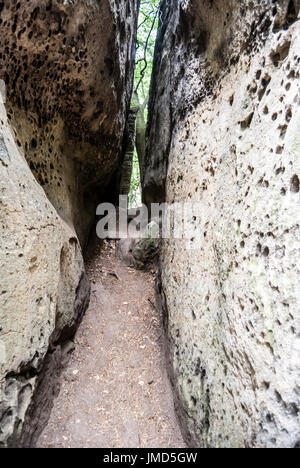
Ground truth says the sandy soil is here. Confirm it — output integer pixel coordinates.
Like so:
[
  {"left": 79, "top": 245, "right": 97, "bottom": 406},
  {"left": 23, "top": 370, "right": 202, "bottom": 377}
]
[{"left": 37, "top": 239, "right": 185, "bottom": 448}]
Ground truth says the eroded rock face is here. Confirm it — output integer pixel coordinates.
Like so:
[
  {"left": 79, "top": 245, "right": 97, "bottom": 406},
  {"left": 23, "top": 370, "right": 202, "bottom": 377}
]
[
  {"left": 0, "top": 0, "right": 138, "bottom": 244},
  {"left": 0, "top": 0, "right": 138, "bottom": 447},
  {"left": 145, "top": 0, "right": 300, "bottom": 448},
  {"left": 118, "top": 222, "right": 159, "bottom": 270},
  {"left": 0, "top": 101, "right": 90, "bottom": 446}
]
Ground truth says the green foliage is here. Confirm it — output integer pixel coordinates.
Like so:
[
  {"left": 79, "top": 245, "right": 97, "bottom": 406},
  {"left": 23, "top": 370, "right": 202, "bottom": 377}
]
[
  {"left": 134, "top": 0, "right": 160, "bottom": 103},
  {"left": 129, "top": 0, "right": 160, "bottom": 208}
]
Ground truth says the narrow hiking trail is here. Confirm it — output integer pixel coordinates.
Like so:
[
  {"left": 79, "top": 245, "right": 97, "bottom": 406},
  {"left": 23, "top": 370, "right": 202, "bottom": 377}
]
[{"left": 37, "top": 240, "right": 185, "bottom": 448}]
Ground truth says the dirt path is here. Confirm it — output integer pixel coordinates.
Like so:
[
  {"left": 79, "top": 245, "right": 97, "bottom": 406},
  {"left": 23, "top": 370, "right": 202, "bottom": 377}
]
[{"left": 37, "top": 240, "right": 185, "bottom": 448}]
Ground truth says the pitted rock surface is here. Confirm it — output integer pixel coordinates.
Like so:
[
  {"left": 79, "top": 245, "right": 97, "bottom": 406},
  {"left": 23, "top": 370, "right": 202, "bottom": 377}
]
[{"left": 145, "top": 0, "right": 300, "bottom": 448}]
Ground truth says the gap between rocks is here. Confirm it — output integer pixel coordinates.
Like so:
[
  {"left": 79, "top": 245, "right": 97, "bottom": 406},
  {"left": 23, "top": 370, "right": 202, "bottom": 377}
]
[{"left": 36, "top": 238, "right": 185, "bottom": 448}]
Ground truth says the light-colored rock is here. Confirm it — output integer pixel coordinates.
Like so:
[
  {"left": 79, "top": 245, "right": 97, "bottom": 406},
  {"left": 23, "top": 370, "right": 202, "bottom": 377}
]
[
  {"left": 0, "top": 100, "right": 89, "bottom": 446},
  {"left": 145, "top": 0, "right": 300, "bottom": 448},
  {"left": 0, "top": 0, "right": 138, "bottom": 447}
]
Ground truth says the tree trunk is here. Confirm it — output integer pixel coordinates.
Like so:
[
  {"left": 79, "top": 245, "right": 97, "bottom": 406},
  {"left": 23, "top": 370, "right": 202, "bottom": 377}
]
[{"left": 120, "top": 108, "right": 138, "bottom": 196}]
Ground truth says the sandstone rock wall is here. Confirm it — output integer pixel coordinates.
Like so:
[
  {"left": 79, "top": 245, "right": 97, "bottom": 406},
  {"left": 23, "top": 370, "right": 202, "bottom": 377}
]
[
  {"left": 0, "top": 0, "right": 138, "bottom": 245},
  {"left": 145, "top": 0, "right": 300, "bottom": 448},
  {"left": 0, "top": 0, "right": 138, "bottom": 446}
]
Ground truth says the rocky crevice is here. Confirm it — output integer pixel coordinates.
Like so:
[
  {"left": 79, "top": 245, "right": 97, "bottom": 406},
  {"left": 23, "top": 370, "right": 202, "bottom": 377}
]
[{"left": 1, "top": 0, "right": 300, "bottom": 449}]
